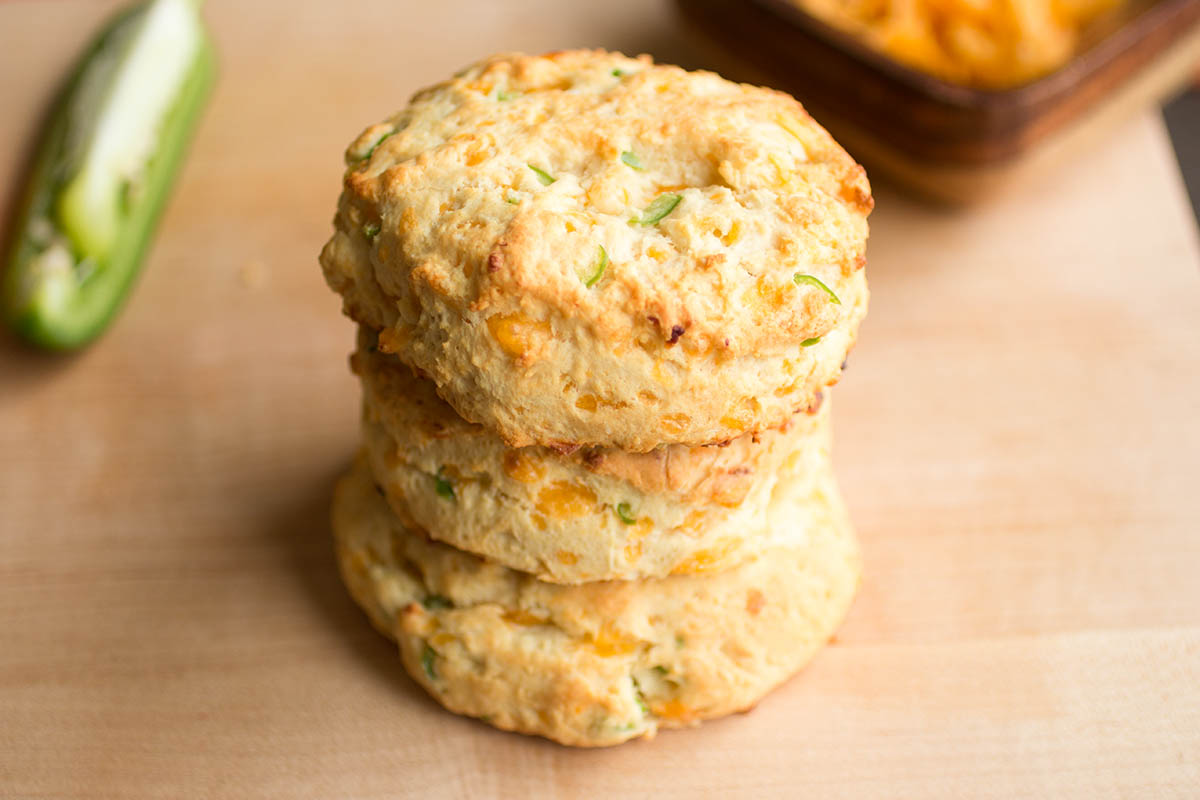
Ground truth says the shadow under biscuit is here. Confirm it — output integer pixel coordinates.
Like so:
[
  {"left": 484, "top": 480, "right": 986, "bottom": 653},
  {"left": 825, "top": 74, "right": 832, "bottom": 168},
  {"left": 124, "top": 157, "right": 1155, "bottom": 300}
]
[{"left": 266, "top": 457, "right": 438, "bottom": 709}]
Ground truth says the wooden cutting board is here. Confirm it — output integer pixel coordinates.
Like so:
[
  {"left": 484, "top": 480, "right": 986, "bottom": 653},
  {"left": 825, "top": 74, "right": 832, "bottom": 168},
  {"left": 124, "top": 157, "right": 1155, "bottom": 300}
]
[{"left": 2, "top": 1, "right": 1198, "bottom": 796}]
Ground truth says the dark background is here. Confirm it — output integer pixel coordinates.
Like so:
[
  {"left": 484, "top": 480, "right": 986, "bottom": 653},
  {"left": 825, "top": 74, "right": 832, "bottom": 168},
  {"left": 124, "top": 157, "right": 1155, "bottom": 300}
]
[{"left": 1165, "top": 88, "right": 1200, "bottom": 223}]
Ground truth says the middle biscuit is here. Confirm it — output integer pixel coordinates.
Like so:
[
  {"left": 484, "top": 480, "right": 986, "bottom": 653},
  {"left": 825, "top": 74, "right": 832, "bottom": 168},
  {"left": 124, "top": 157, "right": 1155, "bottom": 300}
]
[{"left": 355, "top": 331, "right": 832, "bottom": 583}]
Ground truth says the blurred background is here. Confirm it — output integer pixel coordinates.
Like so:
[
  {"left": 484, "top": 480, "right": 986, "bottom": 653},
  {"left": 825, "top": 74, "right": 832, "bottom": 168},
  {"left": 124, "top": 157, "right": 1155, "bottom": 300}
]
[
  {"left": 2, "top": 1, "right": 1197, "bottom": 796},
  {"left": 674, "top": 0, "right": 1200, "bottom": 208},
  {"left": 1165, "top": 88, "right": 1200, "bottom": 217}
]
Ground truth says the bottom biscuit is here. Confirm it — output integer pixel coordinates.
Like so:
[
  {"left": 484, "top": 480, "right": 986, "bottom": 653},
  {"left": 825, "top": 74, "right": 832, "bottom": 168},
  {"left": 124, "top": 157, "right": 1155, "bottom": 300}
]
[{"left": 333, "top": 456, "right": 860, "bottom": 747}]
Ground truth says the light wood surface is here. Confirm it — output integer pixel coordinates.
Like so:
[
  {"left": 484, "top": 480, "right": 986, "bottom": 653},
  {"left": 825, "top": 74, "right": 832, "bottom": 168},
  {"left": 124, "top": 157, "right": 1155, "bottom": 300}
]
[{"left": 2, "top": 2, "right": 1199, "bottom": 797}]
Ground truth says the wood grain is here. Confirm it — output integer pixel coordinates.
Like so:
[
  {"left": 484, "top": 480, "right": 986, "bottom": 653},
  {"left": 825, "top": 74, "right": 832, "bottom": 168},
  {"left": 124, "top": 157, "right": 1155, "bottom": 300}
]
[{"left": 1, "top": 1, "right": 1198, "bottom": 797}]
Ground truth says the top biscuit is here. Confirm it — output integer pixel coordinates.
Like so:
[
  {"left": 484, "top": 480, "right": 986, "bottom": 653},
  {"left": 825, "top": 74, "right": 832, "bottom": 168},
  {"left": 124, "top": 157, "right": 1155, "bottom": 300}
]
[{"left": 321, "top": 50, "right": 871, "bottom": 451}]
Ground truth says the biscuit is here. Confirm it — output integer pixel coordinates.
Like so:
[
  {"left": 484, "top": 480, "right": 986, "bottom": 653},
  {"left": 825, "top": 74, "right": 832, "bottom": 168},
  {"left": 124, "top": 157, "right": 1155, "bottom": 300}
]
[
  {"left": 355, "top": 331, "right": 834, "bottom": 582},
  {"left": 333, "top": 455, "right": 860, "bottom": 747},
  {"left": 321, "top": 50, "right": 871, "bottom": 451}
]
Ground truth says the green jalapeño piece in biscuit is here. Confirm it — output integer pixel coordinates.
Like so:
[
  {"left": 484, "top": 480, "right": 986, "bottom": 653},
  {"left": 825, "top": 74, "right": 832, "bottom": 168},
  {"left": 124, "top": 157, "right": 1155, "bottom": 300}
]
[
  {"left": 354, "top": 330, "right": 834, "bottom": 583},
  {"left": 320, "top": 50, "right": 871, "bottom": 451},
  {"left": 333, "top": 455, "right": 860, "bottom": 747}
]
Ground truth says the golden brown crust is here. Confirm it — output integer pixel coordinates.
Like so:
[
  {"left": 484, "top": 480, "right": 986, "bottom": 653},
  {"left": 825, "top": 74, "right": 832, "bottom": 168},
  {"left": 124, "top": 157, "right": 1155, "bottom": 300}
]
[
  {"left": 333, "top": 455, "right": 860, "bottom": 747},
  {"left": 320, "top": 50, "right": 871, "bottom": 450},
  {"left": 355, "top": 331, "right": 834, "bottom": 582}
]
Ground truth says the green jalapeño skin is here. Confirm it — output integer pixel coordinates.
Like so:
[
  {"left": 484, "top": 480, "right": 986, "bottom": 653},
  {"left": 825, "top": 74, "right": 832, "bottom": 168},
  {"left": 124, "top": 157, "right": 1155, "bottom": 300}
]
[{"left": 2, "top": 0, "right": 215, "bottom": 350}]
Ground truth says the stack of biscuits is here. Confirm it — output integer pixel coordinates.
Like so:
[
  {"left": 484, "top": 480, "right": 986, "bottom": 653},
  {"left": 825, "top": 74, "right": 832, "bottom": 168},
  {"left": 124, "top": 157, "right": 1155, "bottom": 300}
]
[{"left": 319, "top": 50, "right": 872, "bottom": 747}]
